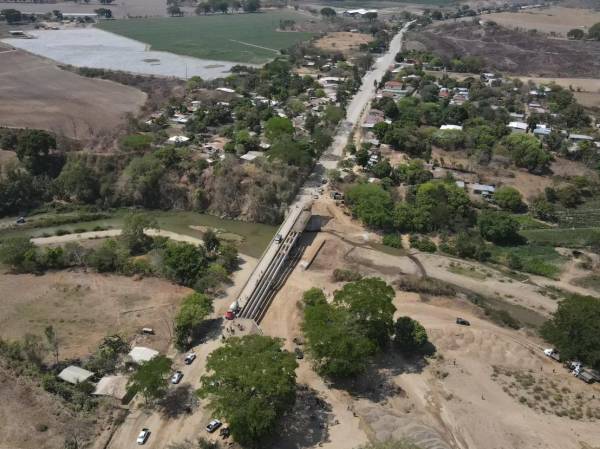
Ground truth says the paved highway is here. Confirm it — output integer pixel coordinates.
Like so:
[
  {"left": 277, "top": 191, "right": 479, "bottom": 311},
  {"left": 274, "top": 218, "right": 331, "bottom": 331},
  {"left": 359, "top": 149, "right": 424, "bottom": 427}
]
[{"left": 237, "top": 21, "right": 415, "bottom": 321}]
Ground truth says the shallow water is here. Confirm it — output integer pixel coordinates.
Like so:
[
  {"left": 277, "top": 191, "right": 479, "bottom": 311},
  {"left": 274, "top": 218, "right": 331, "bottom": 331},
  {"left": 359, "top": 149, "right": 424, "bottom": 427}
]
[{"left": 2, "top": 28, "right": 251, "bottom": 79}]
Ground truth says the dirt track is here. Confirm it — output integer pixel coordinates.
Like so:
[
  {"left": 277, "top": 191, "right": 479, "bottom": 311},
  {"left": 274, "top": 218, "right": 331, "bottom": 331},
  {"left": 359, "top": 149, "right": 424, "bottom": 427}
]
[{"left": 0, "top": 49, "right": 146, "bottom": 142}]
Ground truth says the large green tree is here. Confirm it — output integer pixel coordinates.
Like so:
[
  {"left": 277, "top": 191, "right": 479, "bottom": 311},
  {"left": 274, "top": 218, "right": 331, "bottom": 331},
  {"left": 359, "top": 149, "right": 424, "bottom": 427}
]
[
  {"left": 493, "top": 186, "right": 524, "bottom": 212},
  {"left": 393, "top": 317, "right": 428, "bottom": 353},
  {"left": 302, "top": 288, "right": 377, "bottom": 378},
  {"left": 14, "top": 130, "right": 59, "bottom": 176},
  {"left": 346, "top": 183, "right": 394, "bottom": 228},
  {"left": 161, "top": 241, "right": 208, "bottom": 287},
  {"left": 0, "top": 237, "right": 38, "bottom": 273},
  {"left": 333, "top": 278, "right": 396, "bottom": 347},
  {"left": 478, "top": 210, "right": 522, "bottom": 245},
  {"left": 174, "top": 292, "right": 213, "bottom": 350},
  {"left": 198, "top": 335, "right": 297, "bottom": 446},
  {"left": 121, "top": 213, "right": 157, "bottom": 255},
  {"left": 541, "top": 294, "right": 600, "bottom": 369},
  {"left": 128, "top": 355, "right": 173, "bottom": 403},
  {"left": 501, "top": 133, "right": 550, "bottom": 173}
]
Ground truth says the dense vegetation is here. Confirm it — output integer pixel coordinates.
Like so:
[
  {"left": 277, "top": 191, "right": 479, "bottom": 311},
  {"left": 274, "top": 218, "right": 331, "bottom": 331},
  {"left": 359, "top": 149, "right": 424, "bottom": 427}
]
[
  {"left": 302, "top": 278, "right": 430, "bottom": 379},
  {"left": 198, "top": 335, "right": 297, "bottom": 446}
]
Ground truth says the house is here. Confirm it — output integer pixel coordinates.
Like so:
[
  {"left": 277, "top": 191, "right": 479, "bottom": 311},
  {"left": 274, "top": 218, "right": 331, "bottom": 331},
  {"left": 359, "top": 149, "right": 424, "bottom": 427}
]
[
  {"left": 170, "top": 114, "right": 189, "bottom": 124},
  {"left": 533, "top": 125, "right": 552, "bottom": 137},
  {"left": 470, "top": 183, "right": 496, "bottom": 197},
  {"left": 216, "top": 87, "right": 235, "bottom": 94},
  {"left": 439, "top": 88, "right": 450, "bottom": 99},
  {"left": 343, "top": 8, "right": 377, "bottom": 17},
  {"left": 362, "top": 109, "right": 385, "bottom": 129},
  {"left": 440, "top": 124, "right": 463, "bottom": 131},
  {"left": 128, "top": 346, "right": 159, "bottom": 364},
  {"left": 568, "top": 134, "right": 594, "bottom": 142},
  {"left": 509, "top": 112, "right": 526, "bottom": 121},
  {"left": 508, "top": 121, "right": 528, "bottom": 133},
  {"left": 93, "top": 375, "right": 128, "bottom": 400},
  {"left": 58, "top": 366, "right": 94, "bottom": 385},
  {"left": 167, "top": 135, "right": 189, "bottom": 144},
  {"left": 384, "top": 80, "right": 403, "bottom": 90},
  {"left": 240, "top": 151, "right": 263, "bottom": 162},
  {"left": 318, "top": 77, "right": 343, "bottom": 87}
]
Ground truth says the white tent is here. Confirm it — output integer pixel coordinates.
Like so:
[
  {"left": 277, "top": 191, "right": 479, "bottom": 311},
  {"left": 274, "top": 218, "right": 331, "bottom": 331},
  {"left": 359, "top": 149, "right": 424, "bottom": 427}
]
[
  {"left": 58, "top": 366, "right": 94, "bottom": 384},
  {"left": 93, "top": 375, "right": 128, "bottom": 399},
  {"left": 128, "top": 346, "right": 159, "bottom": 364}
]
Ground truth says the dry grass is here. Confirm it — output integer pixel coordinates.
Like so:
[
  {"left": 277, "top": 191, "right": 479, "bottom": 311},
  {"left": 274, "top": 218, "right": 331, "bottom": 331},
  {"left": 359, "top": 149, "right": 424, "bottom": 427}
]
[
  {"left": 314, "top": 31, "right": 373, "bottom": 55},
  {"left": 0, "top": 50, "right": 146, "bottom": 144},
  {"left": 492, "top": 366, "right": 600, "bottom": 421},
  {"left": 484, "top": 7, "right": 600, "bottom": 36},
  {"left": 410, "top": 21, "right": 600, "bottom": 77},
  {"left": 0, "top": 270, "right": 191, "bottom": 360}
]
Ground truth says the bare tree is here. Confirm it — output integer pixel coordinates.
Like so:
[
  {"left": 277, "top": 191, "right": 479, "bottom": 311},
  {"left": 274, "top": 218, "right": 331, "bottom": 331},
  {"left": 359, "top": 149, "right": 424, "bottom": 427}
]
[{"left": 45, "top": 325, "right": 60, "bottom": 365}]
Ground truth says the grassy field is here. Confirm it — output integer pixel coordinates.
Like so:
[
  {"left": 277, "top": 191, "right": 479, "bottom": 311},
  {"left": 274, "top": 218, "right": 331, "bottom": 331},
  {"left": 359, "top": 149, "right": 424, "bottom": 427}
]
[
  {"left": 489, "top": 244, "right": 565, "bottom": 279},
  {"left": 97, "top": 11, "right": 314, "bottom": 64}
]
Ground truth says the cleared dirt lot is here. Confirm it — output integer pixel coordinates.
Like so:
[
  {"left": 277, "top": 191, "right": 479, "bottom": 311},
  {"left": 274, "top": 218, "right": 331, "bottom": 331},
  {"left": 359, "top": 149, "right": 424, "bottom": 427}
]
[
  {"left": 0, "top": 270, "right": 191, "bottom": 359},
  {"left": 0, "top": 50, "right": 146, "bottom": 142},
  {"left": 485, "top": 7, "right": 600, "bottom": 36},
  {"left": 315, "top": 32, "right": 374, "bottom": 55}
]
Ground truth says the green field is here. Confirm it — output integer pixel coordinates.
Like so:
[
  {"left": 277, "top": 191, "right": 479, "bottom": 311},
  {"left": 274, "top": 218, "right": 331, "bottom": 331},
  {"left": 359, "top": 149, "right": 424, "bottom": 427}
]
[{"left": 97, "top": 12, "right": 314, "bottom": 64}]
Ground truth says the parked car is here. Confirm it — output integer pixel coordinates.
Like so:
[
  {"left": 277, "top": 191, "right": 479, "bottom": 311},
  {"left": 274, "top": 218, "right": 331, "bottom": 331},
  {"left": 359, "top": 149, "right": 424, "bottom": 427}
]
[
  {"left": 294, "top": 347, "right": 304, "bottom": 360},
  {"left": 184, "top": 353, "right": 196, "bottom": 365},
  {"left": 543, "top": 348, "right": 560, "bottom": 362},
  {"left": 456, "top": 317, "right": 470, "bottom": 326},
  {"left": 206, "top": 419, "right": 222, "bottom": 433},
  {"left": 16, "top": 216, "right": 26, "bottom": 224},
  {"left": 171, "top": 371, "right": 183, "bottom": 384},
  {"left": 274, "top": 234, "right": 283, "bottom": 244},
  {"left": 136, "top": 428, "right": 150, "bottom": 445},
  {"left": 225, "top": 310, "right": 235, "bottom": 320}
]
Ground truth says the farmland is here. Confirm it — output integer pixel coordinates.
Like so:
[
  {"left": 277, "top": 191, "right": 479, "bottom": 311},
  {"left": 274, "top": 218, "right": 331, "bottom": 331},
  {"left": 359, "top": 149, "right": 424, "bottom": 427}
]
[
  {"left": 97, "top": 11, "right": 315, "bottom": 64},
  {"left": 0, "top": 49, "right": 146, "bottom": 142}
]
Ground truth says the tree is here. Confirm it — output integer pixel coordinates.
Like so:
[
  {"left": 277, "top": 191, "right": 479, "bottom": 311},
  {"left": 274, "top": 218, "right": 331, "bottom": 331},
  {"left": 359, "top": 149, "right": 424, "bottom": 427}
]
[
  {"left": 530, "top": 196, "right": 556, "bottom": 222},
  {"left": 121, "top": 213, "right": 157, "bottom": 255},
  {"left": 54, "top": 160, "right": 99, "bottom": 204},
  {"left": 302, "top": 288, "right": 377, "bottom": 378},
  {"left": 202, "top": 229, "right": 220, "bottom": 253},
  {"left": 198, "top": 335, "right": 297, "bottom": 446},
  {"left": 174, "top": 292, "right": 213, "bottom": 350},
  {"left": 88, "top": 239, "right": 126, "bottom": 272},
  {"left": 556, "top": 184, "right": 581, "bottom": 208},
  {"left": 15, "top": 130, "right": 59, "bottom": 176},
  {"left": 320, "top": 7, "right": 336, "bottom": 19},
  {"left": 393, "top": 317, "right": 428, "bottom": 353},
  {"left": 242, "top": 0, "right": 260, "bottom": 12},
  {"left": 128, "top": 355, "right": 173, "bottom": 403},
  {"left": 0, "top": 237, "right": 38, "bottom": 272},
  {"left": 167, "top": 4, "right": 183, "bottom": 16},
  {"left": 333, "top": 278, "right": 396, "bottom": 347},
  {"left": 264, "top": 117, "right": 294, "bottom": 142},
  {"left": 218, "top": 243, "right": 239, "bottom": 273},
  {"left": 501, "top": 133, "right": 550, "bottom": 173},
  {"left": 94, "top": 8, "right": 112, "bottom": 18},
  {"left": 566, "top": 28, "right": 584, "bottom": 40},
  {"left": 588, "top": 22, "right": 600, "bottom": 40},
  {"left": 44, "top": 325, "right": 60, "bottom": 365},
  {"left": 493, "top": 186, "right": 524, "bottom": 212},
  {"left": 478, "top": 210, "right": 522, "bottom": 245},
  {"left": 345, "top": 183, "right": 394, "bottom": 228},
  {"left": 364, "top": 11, "right": 378, "bottom": 21},
  {"left": 161, "top": 241, "right": 208, "bottom": 287},
  {"left": 541, "top": 293, "right": 600, "bottom": 369},
  {"left": 1, "top": 8, "right": 22, "bottom": 24}
]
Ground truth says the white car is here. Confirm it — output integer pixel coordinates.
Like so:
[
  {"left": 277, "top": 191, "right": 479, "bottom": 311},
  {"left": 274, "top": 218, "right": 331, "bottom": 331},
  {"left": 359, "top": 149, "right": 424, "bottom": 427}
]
[
  {"left": 171, "top": 370, "right": 183, "bottom": 384},
  {"left": 137, "top": 428, "right": 150, "bottom": 445},
  {"left": 206, "top": 419, "right": 222, "bottom": 433},
  {"left": 184, "top": 353, "right": 196, "bottom": 365}
]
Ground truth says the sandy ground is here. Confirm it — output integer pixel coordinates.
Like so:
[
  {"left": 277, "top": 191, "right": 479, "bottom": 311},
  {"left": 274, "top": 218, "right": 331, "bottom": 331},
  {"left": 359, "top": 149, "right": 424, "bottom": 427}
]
[
  {"left": 259, "top": 209, "right": 600, "bottom": 449},
  {"left": 315, "top": 32, "right": 374, "bottom": 56},
  {"left": 484, "top": 7, "right": 600, "bottom": 36},
  {"left": 0, "top": 49, "right": 146, "bottom": 141}
]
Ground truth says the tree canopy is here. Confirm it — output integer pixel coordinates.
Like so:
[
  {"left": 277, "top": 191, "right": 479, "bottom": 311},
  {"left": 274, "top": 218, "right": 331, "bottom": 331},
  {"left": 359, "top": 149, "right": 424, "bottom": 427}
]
[
  {"left": 198, "top": 335, "right": 297, "bottom": 446},
  {"left": 541, "top": 293, "right": 600, "bottom": 370},
  {"left": 478, "top": 210, "right": 522, "bottom": 245},
  {"left": 174, "top": 292, "right": 213, "bottom": 350},
  {"left": 493, "top": 186, "right": 524, "bottom": 212},
  {"left": 128, "top": 355, "right": 173, "bottom": 403}
]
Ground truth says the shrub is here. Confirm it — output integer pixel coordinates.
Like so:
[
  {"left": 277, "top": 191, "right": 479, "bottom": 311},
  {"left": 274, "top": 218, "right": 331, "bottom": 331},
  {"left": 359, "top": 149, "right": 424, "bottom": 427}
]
[
  {"left": 409, "top": 235, "right": 437, "bottom": 252},
  {"left": 382, "top": 234, "right": 403, "bottom": 249},
  {"left": 332, "top": 269, "right": 363, "bottom": 282}
]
